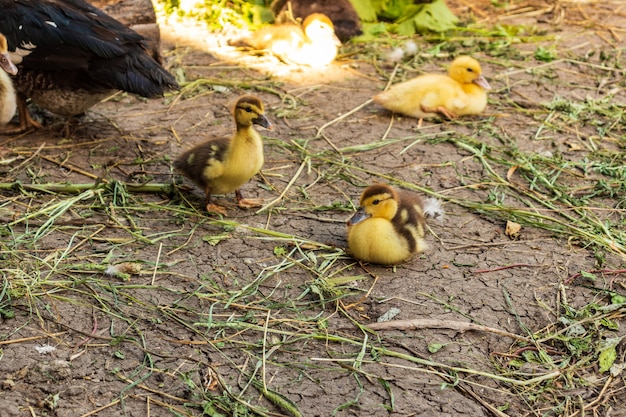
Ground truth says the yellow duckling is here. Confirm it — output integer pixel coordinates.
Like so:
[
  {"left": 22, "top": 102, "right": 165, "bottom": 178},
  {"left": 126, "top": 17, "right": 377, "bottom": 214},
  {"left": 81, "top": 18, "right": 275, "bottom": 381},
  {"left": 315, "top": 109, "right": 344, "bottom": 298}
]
[
  {"left": 234, "top": 13, "right": 341, "bottom": 68},
  {"left": 0, "top": 33, "right": 17, "bottom": 128},
  {"left": 373, "top": 56, "right": 491, "bottom": 124},
  {"left": 174, "top": 95, "right": 271, "bottom": 215},
  {"left": 347, "top": 184, "right": 427, "bottom": 265}
]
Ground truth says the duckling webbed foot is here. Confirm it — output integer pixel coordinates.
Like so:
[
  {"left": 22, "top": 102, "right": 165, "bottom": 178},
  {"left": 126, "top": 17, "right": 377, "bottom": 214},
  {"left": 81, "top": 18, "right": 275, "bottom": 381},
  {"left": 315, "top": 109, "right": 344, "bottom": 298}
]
[
  {"left": 204, "top": 191, "right": 228, "bottom": 216},
  {"left": 420, "top": 104, "right": 457, "bottom": 120},
  {"left": 235, "top": 190, "right": 263, "bottom": 209},
  {"left": 206, "top": 203, "right": 228, "bottom": 216},
  {"left": 0, "top": 100, "right": 42, "bottom": 135}
]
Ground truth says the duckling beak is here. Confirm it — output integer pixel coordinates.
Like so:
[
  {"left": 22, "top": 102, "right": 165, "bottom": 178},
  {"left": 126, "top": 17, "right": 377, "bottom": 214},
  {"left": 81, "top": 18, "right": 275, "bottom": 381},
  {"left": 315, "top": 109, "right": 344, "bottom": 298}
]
[
  {"left": 473, "top": 75, "right": 491, "bottom": 90},
  {"left": 254, "top": 114, "right": 272, "bottom": 130},
  {"left": 347, "top": 207, "right": 370, "bottom": 226},
  {"left": 0, "top": 53, "right": 18, "bottom": 75}
]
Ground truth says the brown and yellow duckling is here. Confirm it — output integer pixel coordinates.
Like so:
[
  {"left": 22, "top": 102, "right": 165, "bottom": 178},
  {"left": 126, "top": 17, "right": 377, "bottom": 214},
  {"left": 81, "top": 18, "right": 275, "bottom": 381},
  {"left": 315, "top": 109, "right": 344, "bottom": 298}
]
[
  {"left": 347, "top": 184, "right": 427, "bottom": 265},
  {"left": 373, "top": 56, "right": 491, "bottom": 125},
  {"left": 233, "top": 13, "right": 341, "bottom": 68},
  {"left": 174, "top": 96, "right": 271, "bottom": 215},
  {"left": 0, "top": 33, "right": 17, "bottom": 129}
]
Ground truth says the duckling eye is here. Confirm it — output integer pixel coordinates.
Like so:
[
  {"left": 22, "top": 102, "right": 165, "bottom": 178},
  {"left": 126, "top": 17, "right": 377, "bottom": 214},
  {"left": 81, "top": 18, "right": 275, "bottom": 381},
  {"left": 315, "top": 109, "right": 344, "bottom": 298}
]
[
  {"left": 467, "top": 67, "right": 474, "bottom": 72},
  {"left": 372, "top": 199, "right": 380, "bottom": 205},
  {"left": 245, "top": 107, "right": 253, "bottom": 113}
]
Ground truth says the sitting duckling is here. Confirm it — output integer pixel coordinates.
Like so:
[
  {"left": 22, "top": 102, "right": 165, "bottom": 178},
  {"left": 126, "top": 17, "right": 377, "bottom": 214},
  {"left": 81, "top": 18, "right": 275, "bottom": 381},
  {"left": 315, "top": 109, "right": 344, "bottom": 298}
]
[
  {"left": 233, "top": 13, "right": 341, "bottom": 68},
  {"left": 271, "top": 0, "right": 362, "bottom": 42},
  {"left": 347, "top": 184, "right": 427, "bottom": 265},
  {"left": 174, "top": 96, "right": 271, "bottom": 215},
  {"left": 0, "top": 33, "right": 17, "bottom": 128},
  {"left": 373, "top": 56, "right": 491, "bottom": 125}
]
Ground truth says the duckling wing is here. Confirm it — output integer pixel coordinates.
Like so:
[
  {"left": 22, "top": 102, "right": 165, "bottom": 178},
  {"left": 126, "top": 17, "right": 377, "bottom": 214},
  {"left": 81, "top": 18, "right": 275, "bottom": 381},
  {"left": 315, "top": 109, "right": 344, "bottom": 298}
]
[
  {"left": 174, "top": 137, "right": 230, "bottom": 189},
  {"left": 394, "top": 191, "right": 427, "bottom": 253},
  {"left": 374, "top": 74, "right": 453, "bottom": 118}
]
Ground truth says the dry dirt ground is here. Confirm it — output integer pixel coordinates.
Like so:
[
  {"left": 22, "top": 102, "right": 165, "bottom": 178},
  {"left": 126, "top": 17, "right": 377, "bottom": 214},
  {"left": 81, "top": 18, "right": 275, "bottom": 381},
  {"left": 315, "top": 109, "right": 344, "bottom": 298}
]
[{"left": 1, "top": 1, "right": 626, "bottom": 416}]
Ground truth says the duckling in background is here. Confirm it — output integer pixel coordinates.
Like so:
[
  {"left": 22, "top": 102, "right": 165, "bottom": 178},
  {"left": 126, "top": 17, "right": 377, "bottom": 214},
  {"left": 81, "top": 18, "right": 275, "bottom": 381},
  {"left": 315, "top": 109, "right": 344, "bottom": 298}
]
[
  {"left": 347, "top": 184, "right": 427, "bottom": 265},
  {"left": 0, "top": 0, "right": 178, "bottom": 132},
  {"left": 174, "top": 96, "right": 272, "bottom": 216},
  {"left": 0, "top": 33, "right": 17, "bottom": 128},
  {"left": 271, "top": 0, "right": 362, "bottom": 43},
  {"left": 373, "top": 56, "right": 491, "bottom": 125},
  {"left": 232, "top": 13, "right": 341, "bottom": 68}
]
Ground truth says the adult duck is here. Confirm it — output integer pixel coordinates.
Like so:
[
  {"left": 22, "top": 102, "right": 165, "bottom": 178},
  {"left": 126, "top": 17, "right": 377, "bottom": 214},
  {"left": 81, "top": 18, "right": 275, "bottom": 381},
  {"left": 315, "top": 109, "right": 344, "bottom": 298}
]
[{"left": 0, "top": 0, "right": 178, "bottom": 131}]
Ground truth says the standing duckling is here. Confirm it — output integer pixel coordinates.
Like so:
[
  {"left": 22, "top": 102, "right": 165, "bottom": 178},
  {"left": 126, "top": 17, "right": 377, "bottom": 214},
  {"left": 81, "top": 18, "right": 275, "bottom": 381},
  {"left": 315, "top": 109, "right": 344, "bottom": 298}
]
[
  {"left": 347, "top": 184, "right": 427, "bottom": 265},
  {"left": 373, "top": 56, "right": 491, "bottom": 125},
  {"left": 0, "top": 33, "right": 17, "bottom": 128},
  {"left": 174, "top": 96, "right": 272, "bottom": 216},
  {"left": 233, "top": 13, "right": 341, "bottom": 68}
]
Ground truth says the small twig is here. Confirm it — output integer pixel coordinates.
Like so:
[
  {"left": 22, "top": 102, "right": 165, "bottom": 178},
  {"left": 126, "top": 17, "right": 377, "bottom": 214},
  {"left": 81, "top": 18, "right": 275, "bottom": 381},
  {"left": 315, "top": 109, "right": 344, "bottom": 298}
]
[
  {"left": 565, "top": 269, "right": 626, "bottom": 284},
  {"left": 256, "top": 157, "right": 308, "bottom": 213},
  {"left": 472, "top": 264, "right": 546, "bottom": 274},
  {"left": 151, "top": 243, "right": 163, "bottom": 286},
  {"left": 366, "top": 318, "right": 530, "bottom": 342},
  {"left": 315, "top": 98, "right": 373, "bottom": 138},
  {"left": 0, "top": 332, "right": 66, "bottom": 345}
]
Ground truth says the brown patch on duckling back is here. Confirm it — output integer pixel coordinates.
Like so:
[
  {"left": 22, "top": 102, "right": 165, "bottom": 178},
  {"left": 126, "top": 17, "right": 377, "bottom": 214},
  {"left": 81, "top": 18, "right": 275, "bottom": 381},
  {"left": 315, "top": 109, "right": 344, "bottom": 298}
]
[{"left": 394, "top": 190, "right": 427, "bottom": 254}]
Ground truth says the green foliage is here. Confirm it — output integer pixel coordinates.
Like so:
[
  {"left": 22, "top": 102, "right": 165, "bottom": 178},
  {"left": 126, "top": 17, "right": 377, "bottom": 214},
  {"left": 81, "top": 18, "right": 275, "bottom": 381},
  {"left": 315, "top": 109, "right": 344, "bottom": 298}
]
[
  {"left": 353, "top": 0, "right": 459, "bottom": 36},
  {"left": 158, "top": 0, "right": 458, "bottom": 35},
  {"left": 156, "top": 0, "right": 274, "bottom": 29}
]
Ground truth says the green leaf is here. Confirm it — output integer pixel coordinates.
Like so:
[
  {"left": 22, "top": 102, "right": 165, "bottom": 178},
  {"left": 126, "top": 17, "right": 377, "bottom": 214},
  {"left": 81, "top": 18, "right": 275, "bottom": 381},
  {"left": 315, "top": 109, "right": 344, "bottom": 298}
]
[
  {"left": 202, "top": 232, "right": 230, "bottom": 246},
  {"left": 348, "top": 0, "right": 378, "bottom": 21},
  {"left": 428, "top": 342, "right": 446, "bottom": 353},
  {"left": 611, "top": 293, "right": 626, "bottom": 304},
  {"left": 598, "top": 336, "right": 623, "bottom": 373},
  {"left": 580, "top": 270, "right": 597, "bottom": 280},
  {"left": 413, "top": 0, "right": 459, "bottom": 34},
  {"left": 535, "top": 46, "right": 558, "bottom": 62}
]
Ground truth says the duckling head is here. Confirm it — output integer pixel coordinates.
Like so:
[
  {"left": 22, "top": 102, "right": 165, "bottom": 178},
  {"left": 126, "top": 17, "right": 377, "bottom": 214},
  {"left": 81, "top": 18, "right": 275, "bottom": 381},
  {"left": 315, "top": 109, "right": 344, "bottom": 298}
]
[
  {"left": 0, "top": 34, "right": 18, "bottom": 76},
  {"left": 449, "top": 56, "right": 491, "bottom": 90},
  {"left": 347, "top": 184, "right": 398, "bottom": 226},
  {"left": 233, "top": 95, "right": 272, "bottom": 129},
  {"left": 303, "top": 13, "right": 341, "bottom": 46}
]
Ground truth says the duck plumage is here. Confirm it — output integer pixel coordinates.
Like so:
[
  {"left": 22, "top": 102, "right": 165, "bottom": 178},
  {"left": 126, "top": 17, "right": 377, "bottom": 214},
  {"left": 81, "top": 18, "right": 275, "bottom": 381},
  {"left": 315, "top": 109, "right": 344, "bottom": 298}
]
[
  {"left": 0, "top": 33, "right": 17, "bottom": 127},
  {"left": 0, "top": 0, "right": 178, "bottom": 130},
  {"left": 347, "top": 184, "right": 427, "bottom": 265},
  {"left": 174, "top": 95, "right": 271, "bottom": 215},
  {"left": 233, "top": 13, "right": 340, "bottom": 68},
  {"left": 374, "top": 56, "right": 491, "bottom": 123}
]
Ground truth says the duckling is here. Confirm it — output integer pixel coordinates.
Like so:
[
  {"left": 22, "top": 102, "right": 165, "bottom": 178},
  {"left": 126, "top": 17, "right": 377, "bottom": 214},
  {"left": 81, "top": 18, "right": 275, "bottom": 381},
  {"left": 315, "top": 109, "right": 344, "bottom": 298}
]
[
  {"left": 347, "top": 184, "right": 427, "bottom": 265},
  {"left": 0, "top": 0, "right": 178, "bottom": 132},
  {"left": 0, "top": 33, "right": 17, "bottom": 128},
  {"left": 373, "top": 56, "right": 491, "bottom": 125},
  {"left": 232, "top": 13, "right": 341, "bottom": 68},
  {"left": 174, "top": 96, "right": 272, "bottom": 215},
  {"left": 271, "top": 0, "right": 362, "bottom": 42}
]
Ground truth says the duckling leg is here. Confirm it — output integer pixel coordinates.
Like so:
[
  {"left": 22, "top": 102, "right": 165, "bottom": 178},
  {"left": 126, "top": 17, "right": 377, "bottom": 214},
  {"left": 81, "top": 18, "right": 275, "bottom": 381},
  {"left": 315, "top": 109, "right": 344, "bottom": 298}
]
[
  {"left": 235, "top": 189, "right": 264, "bottom": 209},
  {"left": 204, "top": 188, "right": 228, "bottom": 216},
  {"left": 0, "top": 96, "right": 42, "bottom": 134},
  {"left": 420, "top": 104, "right": 457, "bottom": 120},
  {"left": 17, "top": 95, "right": 42, "bottom": 131}
]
